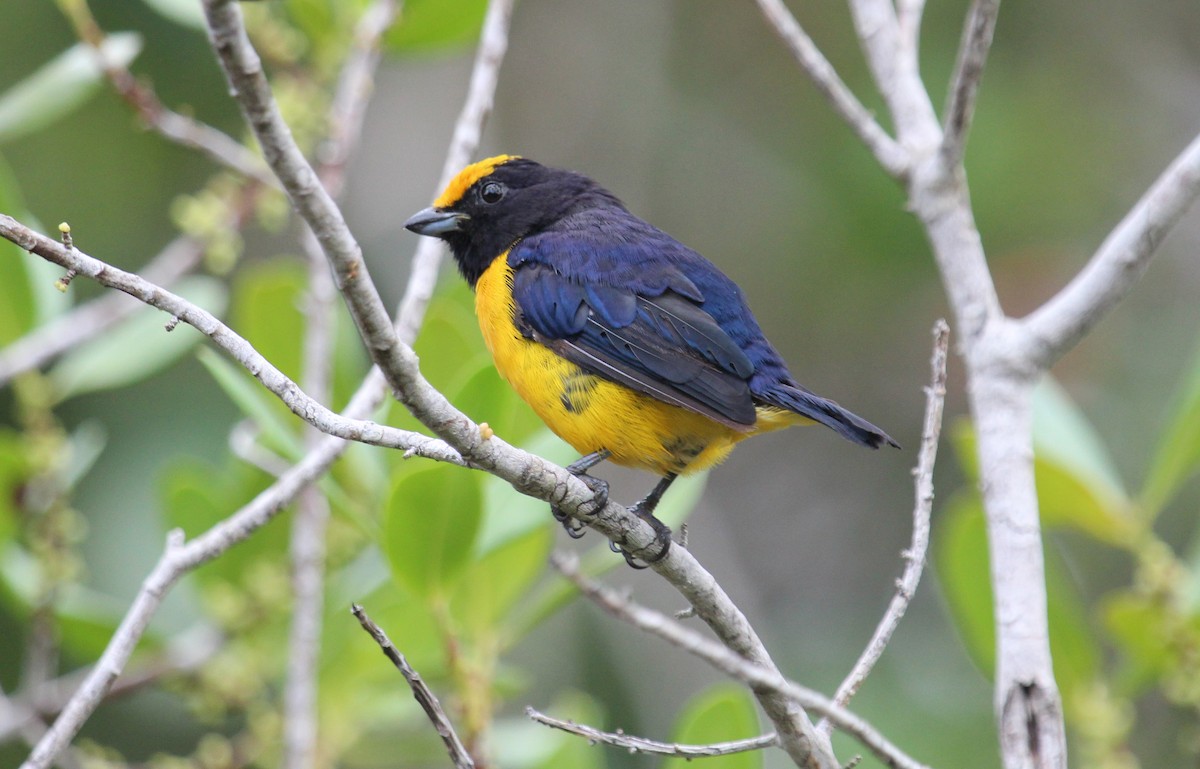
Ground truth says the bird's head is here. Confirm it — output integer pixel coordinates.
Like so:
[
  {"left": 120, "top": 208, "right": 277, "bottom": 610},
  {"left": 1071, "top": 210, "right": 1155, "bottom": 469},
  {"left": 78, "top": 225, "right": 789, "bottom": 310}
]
[{"left": 405, "top": 155, "right": 622, "bottom": 287}]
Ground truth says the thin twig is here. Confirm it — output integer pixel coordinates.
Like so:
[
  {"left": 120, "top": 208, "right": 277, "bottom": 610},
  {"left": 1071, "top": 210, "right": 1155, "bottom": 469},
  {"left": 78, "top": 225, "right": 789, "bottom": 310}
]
[
  {"left": 752, "top": 0, "right": 908, "bottom": 180},
  {"left": 940, "top": 0, "right": 1001, "bottom": 168},
  {"left": 821, "top": 320, "right": 949, "bottom": 730},
  {"left": 0, "top": 234, "right": 202, "bottom": 385},
  {"left": 283, "top": 5, "right": 399, "bottom": 767},
  {"left": 351, "top": 605, "right": 475, "bottom": 769},
  {"left": 397, "top": 0, "right": 514, "bottom": 343},
  {"left": 526, "top": 706, "right": 778, "bottom": 757},
  {"left": 550, "top": 553, "right": 932, "bottom": 769},
  {"left": 0, "top": 626, "right": 220, "bottom": 742},
  {"left": 60, "top": 0, "right": 276, "bottom": 185},
  {"left": 15, "top": 406, "right": 375, "bottom": 769},
  {"left": 7, "top": 0, "right": 513, "bottom": 762},
  {"left": 0, "top": 214, "right": 465, "bottom": 462},
  {"left": 1022, "top": 130, "right": 1200, "bottom": 370}
]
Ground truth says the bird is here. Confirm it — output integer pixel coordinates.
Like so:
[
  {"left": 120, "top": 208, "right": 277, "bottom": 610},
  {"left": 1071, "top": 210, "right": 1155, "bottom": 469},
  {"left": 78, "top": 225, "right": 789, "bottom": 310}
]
[{"left": 405, "top": 155, "right": 896, "bottom": 566}]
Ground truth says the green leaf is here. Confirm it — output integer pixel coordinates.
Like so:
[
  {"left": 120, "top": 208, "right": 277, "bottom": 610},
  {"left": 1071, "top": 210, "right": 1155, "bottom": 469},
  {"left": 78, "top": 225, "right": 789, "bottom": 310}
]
[
  {"left": 934, "top": 493, "right": 1100, "bottom": 712},
  {"left": 453, "top": 364, "right": 541, "bottom": 448},
  {"left": 664, "top": 684, "right": 762, "bottom": 769},
  {"left": 48, "top": 276, "right": 228, "bottom": 401},
  {"left": 1032, "top": 378, "right": 1127, "bottom": 503},
  {"left": 230, "top": 260, "right": 308, "bottom": 384},
  {"left": 0, "top": 34, "right": 143, "bottom": 144},
  {"left": 386, "top": 0, "right": 489, "bottom": 53},
  {"left": 0, "top": 154, "right": 36, "bottom": 345},
  {"left": 934, "top": 493, "right": 994, "bottom": 673},
  {"left": 1141, "top": 337, "right": 1200, "bottom": 517},
  {"left": 161, "top": 457, "right": 285, "bottom": 588},
  {"left": 1100, "top": 590, "right": 1174, "bottom": 694},
  {"left": 451, "top": 525, "right": 551, "bottom": 640},
  {"left": 384, "top": 466, "right": 482, "bottom": 598},
  {"left": 952, "top": 382, "right": 1136, "bottom": 545},
  {"left": 0, "top": 430, "right": 29, "bottom": 545},
  {"left": 139, "top": 0, "right": 207, "bottom": 30}
]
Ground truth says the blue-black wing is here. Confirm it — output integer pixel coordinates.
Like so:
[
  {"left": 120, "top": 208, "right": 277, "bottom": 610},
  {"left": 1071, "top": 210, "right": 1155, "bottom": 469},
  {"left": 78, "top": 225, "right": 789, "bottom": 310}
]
[{"left": 509, "top": 222, "right": 758, "bottom": 430}]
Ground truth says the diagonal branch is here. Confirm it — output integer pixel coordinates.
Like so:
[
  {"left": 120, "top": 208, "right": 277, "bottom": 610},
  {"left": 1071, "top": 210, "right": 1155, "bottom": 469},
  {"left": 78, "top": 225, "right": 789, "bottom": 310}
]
[
  {"left": 398, "top": 0, "right": 514, "bottom": 343},
  {"left": 0, "top": 214, "right": 463, "bottom": 463},
  {"left": 822, "top": 320, "right": 948, "bottom": 730},
  {"left": 0, "top": 234, "right": 201, "bottom": 386},
  {"left": 352, "top": 605, "right": 475, "bottom": 769},
  {"left": 753, "top": 0, "right": 909, "bottom": 180},
  {"left": 940, "top": 0, "right": 1001, "bottom": 168},
  {"left": 551, "top": 553, "right": 932, "bottom": 769},
  {"left": 526, "top": 706, "right": 778, "bottom": 757},
  {"left": 1021, "top": 131, "right": 1200, "bottom": 371},
  {"left": 7, "top": 2, "right": 511, "bottom": 765},
  {"left": 60, "top": 0, "right": 276, "bottom": 185}
]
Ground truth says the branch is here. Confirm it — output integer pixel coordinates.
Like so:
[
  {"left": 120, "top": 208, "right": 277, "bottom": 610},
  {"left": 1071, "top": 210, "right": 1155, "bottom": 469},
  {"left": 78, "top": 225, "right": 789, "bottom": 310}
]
[
  {"left": 284, "top": 5, "right": 399, "bottom": 768},
  {"left": 1021, "top": 131, "right": 1200, "bottom": 370},
  {"left": 551, "top": 553, "right": 932, "bottom": 769},
  {"left": 0, "top": 214, "right": 464, "bottom": 462},
  {"left": 16, "top": 426, "right": 351, "bottom": 769},
  {"left": 397, "top": 0, "right": 513, "bottom": 343},
  {"left": 0, "top": 626, "right": 220, "bottom": 743},
  {"left": 9, "top": 2, "right": 510, "bottom": 764},
  {"left": 822, "top": 320, "right": 948, "bottom": 729},
  {"left": 526, "top": 706, "right": 778, "bottom": 757},
  {"left": 940, "top": 0, "right": 1001, "bottom": 168},
  {"left": 0, "top": 233, "right": 202, "bottom": 385},
  {"left": 351, "top": 605, "right": 475, "bottom": 769},
  {"left": 60, "top": 0, "right": 275, "bottom": 185},
  {"left": 752, "top": 0, "right": 909, "bottom": 179}
]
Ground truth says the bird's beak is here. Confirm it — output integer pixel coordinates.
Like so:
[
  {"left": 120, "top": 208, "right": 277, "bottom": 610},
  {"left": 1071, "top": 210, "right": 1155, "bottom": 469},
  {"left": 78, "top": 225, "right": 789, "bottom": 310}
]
[{"left": 404, "top": 207, "right": 467, "bottom": 236}]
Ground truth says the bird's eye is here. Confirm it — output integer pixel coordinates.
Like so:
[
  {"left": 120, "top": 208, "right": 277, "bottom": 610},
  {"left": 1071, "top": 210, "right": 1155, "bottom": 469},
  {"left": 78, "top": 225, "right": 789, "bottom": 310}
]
[{"left": 480, "top": 181, "right": 506, "bottom": 204}]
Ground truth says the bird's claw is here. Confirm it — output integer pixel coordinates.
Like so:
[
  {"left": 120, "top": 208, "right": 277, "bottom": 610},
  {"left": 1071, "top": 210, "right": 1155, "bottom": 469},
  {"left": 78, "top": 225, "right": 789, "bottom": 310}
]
[
  {"left": 551, "top": 470, "right": 608, "bottom": 540},
  {"left": 608, "top": 501, "right": 672, "bottom": 569}
]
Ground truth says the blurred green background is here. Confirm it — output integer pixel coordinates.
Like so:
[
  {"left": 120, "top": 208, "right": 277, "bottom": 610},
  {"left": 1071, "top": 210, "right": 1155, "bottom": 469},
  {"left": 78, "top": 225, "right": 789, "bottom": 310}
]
[{"left": 1, "top": 1, "right": 1199, "bottom": 768}]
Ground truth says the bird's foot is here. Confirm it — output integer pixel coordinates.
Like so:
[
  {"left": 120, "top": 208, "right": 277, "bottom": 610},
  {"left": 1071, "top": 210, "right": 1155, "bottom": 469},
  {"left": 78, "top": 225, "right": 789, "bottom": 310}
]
[
  {"left": 551, "top": 472, "right": 608, "bottom": 539},
  {"left": 551, "top": 450, "right": 612, "bottom": 539},
  {"left": 609, "top": 500, "right": 672, "bottom": 569}
]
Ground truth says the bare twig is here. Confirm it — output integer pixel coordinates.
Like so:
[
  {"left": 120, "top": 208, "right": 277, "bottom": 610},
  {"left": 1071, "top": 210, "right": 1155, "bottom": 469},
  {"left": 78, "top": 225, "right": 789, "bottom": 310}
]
[
  {"left": 397, "top": 0, "right": 513, "bottom": 343},
  {"left": 0, "top": 234, "right": 202, "bottom": 385},
  {"left": 526, "top": 706, "right": 778, "bottom": 757},
  {"left": 351, "top": 605, "right": 475, "bottom": 769},
  {"left": 6, "top": 1, "right": 512, "bottom": 763},
  {"left": 1022, "top": 131, "right": 1200, "bottom": 370},
  {"left": 822, "top": 320, "right": 948, "bottom": 729},
  {"left": 283, "top": 6, "right": 399, "bottom": 767},
  {"left": 941, "top": 0, "right": 1001, "bottom": 167},
  {"left": 59, "top": 0, "right": 275, "bottom": 185},
  {"left": 14, "top": 403, "right": 377, "bottom": 769},
  {"left": 0, "top": 626, "right": 220, "bottom": 742},
  {"left": 317, "top": 0, "right": 401, "bottom": 196},
  {"left": 550, "top": 553, "right": 932, "bottom": 769},
  {"left": 282, "top": 245, "right": 337, "bottom": 769},
  {"left": 752, "top": 0, "right": 908, "bottom": 180},
  {"left": 0, "top": 214, "right": 466, "bottom": 462}
]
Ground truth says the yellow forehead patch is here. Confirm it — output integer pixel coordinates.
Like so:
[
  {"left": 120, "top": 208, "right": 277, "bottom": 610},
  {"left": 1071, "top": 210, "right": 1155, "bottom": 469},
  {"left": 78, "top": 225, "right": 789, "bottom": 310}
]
[{"left": 434, "top": 154, "right": 519, "bottom": 208}]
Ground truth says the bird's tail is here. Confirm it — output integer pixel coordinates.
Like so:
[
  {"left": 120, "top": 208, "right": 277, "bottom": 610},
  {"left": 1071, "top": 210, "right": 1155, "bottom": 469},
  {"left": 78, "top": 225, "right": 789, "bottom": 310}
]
[{"left": 756, "top": 384, "right": 898, "bottom": 449}]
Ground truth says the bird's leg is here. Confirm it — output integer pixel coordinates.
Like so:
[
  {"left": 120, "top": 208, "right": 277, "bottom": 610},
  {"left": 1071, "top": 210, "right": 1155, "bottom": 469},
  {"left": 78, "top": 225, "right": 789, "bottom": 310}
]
[
  {"left": 611, "top": 473, "right": 677, "bottom": 569},
  {"left": 551, "top": 449, "right": 611, "bottom": 539}
]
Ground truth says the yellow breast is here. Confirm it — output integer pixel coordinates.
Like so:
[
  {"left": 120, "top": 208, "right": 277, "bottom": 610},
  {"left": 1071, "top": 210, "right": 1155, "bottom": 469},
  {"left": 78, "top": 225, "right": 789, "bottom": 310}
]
[{"left": 473, "top": 254, "right": 768, "bottom": 476}]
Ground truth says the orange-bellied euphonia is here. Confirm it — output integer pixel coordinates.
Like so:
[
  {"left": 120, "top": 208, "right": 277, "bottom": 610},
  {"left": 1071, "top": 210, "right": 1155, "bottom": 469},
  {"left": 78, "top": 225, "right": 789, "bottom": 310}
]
[{"left": 405, "top": 155, "right": 896, "bottom": 565}]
